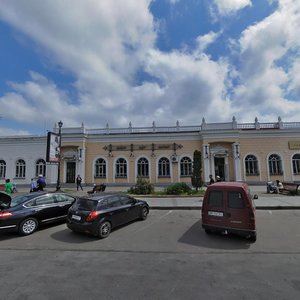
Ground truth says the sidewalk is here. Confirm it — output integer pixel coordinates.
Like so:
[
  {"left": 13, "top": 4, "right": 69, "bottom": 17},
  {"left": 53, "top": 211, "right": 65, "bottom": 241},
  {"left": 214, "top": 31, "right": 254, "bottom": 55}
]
[{"left": 12, "top": 185, "right": 300, "bottom": 210}]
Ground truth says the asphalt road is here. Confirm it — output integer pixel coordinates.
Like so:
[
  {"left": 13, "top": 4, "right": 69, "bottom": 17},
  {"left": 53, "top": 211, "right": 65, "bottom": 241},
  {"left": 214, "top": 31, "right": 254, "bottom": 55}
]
[{"left": 0, "top": 210, "right": 300, "bottom": 300}]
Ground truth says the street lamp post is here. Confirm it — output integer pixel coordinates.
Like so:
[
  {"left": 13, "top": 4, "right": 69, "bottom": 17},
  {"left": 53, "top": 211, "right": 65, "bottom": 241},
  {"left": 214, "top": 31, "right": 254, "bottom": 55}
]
[{"left": 56, "top": 120, "right": 63, "bottom": 191}]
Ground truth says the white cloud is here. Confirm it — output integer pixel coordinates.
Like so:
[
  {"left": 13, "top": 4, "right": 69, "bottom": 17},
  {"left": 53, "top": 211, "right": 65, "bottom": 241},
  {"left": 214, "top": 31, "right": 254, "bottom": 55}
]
[
  {"left": 213, "top": 0, "right": 252, "bottom": 16},
  {"left": 195, "top": 31, "right": 221, "bottom": 55}
]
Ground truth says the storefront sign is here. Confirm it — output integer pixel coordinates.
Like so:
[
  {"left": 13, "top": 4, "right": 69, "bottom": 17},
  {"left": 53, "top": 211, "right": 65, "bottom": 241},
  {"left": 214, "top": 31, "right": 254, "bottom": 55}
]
[{"left": 288, "top": 141, "right": 300, "bottom": 150}]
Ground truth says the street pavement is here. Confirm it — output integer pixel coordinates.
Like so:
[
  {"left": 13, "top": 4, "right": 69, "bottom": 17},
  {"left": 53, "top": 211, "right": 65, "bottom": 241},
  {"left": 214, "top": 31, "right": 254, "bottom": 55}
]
[{"left": 12, "top": 184, "right": 300, "bottom": 210}]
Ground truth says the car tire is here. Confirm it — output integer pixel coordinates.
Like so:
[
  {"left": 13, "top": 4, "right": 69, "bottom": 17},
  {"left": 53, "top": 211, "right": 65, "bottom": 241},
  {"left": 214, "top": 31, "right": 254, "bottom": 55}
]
[
  {"left": 248, "top": 233, "right": 257, "bottom": 242},
  {"left": 98, "top": 221, "right": 111, "bottom": 239},
  {"left": 140, "top": 207, "right": 149, "bottom": 220},
  {"left": 19, "top": 218, "right": 38, "bottom": 235}
]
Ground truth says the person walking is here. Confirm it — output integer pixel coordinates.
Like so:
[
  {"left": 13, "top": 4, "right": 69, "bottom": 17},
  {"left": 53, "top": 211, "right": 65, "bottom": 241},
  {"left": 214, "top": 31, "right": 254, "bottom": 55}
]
[
  {"left": 4, "top": 179, "right": 13, "bottom": 195},
  {"left": 209, "top": 175, "right": 215, "bottom": 185},
  {"left": 76, "top": 174, "right": 83, "bottom": 191}
]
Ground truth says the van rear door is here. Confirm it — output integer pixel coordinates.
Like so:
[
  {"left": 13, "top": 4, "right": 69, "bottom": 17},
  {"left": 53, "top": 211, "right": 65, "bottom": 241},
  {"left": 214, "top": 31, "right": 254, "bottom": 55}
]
[
  {"left": 203, "top": 190, "right": 227, "bottom": 229},
  {"left": 225, "top": 190, "right": 251, "bottom": 230}
]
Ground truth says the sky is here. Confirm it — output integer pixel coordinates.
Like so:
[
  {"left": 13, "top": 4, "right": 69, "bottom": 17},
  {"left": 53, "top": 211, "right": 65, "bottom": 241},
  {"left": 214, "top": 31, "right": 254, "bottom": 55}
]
[{"left": 0, "top": 0, "right": 300, "bottom": 136}]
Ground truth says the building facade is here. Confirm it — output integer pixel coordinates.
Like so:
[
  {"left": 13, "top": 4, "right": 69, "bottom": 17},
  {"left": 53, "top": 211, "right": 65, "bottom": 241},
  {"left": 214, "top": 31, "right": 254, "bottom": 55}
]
[{"left": 1, "top": 117, "right": 300, "bottom": 187}]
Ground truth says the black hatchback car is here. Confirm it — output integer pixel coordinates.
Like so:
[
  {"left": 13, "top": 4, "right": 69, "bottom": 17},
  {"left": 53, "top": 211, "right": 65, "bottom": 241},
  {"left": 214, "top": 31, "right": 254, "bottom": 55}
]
[
  {"left": 0, "top": 191, "right": 77, "bottom": 235},
  {"left": 66, "top": 194, "right": 149, "bottom": 238}
]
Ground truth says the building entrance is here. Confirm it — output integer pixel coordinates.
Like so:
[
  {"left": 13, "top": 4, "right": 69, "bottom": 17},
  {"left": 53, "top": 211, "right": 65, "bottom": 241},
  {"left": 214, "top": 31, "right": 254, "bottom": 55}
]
[
  {"left": 214, "top": 157, "right": 225, "bottom": 181},
  {"left": 66, "top": 162, "right": 76, "bottom": 183}
]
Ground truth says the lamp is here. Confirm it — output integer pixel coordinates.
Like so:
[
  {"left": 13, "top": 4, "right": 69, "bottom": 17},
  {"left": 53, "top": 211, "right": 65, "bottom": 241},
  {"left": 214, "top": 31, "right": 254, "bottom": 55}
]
[{"left": 56, "top": 121, "right": 63, "bottom": 191}]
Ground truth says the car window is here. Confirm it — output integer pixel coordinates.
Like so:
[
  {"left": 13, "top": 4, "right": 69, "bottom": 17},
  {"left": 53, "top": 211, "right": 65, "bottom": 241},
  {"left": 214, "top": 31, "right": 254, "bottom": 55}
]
[
  {"left": 228, "top": 191, "right": 245, "bottom": 209},
  {"left": 73, "top": 198, "right": 98, "bottom": 211},
  {"left": 207, "top": 191, "right": 223, "bottom": 208},
  {"left": 107, "top": 196, "right": 122, "bottom": 208},
  {"left": 97, "top": 199, "right": 108, "bottom": 210},
  {"left": 35, "top": 195, "right": 55, "bottom": 206},
  {"left": 120, "top": 196, "right": 135, "bottom": 205},
  {"left": 54, "top": 194, "right": 75, "bottom": 203}
]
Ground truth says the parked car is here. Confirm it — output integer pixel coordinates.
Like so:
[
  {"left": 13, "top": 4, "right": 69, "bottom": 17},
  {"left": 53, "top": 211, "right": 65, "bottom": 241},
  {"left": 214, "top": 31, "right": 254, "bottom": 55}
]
[
  {"left": 0, "top": 191, "right": 77, "bottom": 235},
  {"left": 201, "top": 182, "right": 257, "bottom": 241},
  {"left": 67, "top": 194, "right": 149, "bottom": 238}
]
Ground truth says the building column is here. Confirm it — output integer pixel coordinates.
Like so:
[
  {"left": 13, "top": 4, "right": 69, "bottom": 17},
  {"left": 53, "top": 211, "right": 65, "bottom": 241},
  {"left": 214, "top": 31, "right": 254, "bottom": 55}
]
[
  {"left": 232, "top": 143, "right": 242, "bottom": 181},
  {"left": 203, "top": 144, "right": 210, "bottom": 182},
  {"left": 77, "top": 147, "right": 86, "bottom": 183}
]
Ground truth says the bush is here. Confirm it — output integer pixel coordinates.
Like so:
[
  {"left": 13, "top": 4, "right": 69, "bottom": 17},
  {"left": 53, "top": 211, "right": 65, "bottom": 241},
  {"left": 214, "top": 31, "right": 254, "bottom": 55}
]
[
  {"left": 128, "top": 177, "right": 154, "bottom": 195},
  {"left": 164, "top": 182, "right": 191, "bottom": 195}
]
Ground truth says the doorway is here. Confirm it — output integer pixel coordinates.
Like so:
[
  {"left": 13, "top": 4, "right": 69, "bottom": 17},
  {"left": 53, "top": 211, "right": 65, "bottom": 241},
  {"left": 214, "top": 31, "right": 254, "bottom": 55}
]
[
  {"left": 66, "top": 162, "right": 76, "bottom": 183},
  {"left": 214, "top": 157, "right": 225, "bottom": 180}
]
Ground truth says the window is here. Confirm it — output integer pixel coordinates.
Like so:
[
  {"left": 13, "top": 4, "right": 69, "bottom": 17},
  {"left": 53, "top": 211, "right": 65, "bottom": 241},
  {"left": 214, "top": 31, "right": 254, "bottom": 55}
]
[
  {"left": 228, "top": 192, "right": 245, "bottom": 209},
  {"left": 95, "top": 158, "right": 106, "bottom": 178},
  {"left": 245, "top": 155, "right": 259, "bottom": 175},
  {"left": 35, "top": 159, "right": 46, "bottom": 177},
  {"left": 35, "top": 195, "right": 55, "bottom": 206},
  {"left": 107, "top": 196, "right": 122, "bottom": 207},
  {"left": 208, "top": 191, "right": 223, "bottom": 208},
  {"left": 15, "top": 159, "right": 26, "bottom": 178},
  {"left": 137, "top": 157, "right": 149, "bottom": 177},
  {"left": 0, "top": 160, "right": 6, "bottom": 178},
  {"left": 268, "top": 154, "right": 283, "bottom": 175},
  {"left": 158, "top": 157, "right": 170, "bottom": 177},
  {"left": 116, "top": 158, "right": 127, "bottom": 178},
  {"left": 120, "top": 196, "right": 135, "bottom": 205},
  {"left": 54, "top": 194, "right": 75, "bottom": 204},
  {"left": 292, "top": 154, "right": 300, "bottom": 175},
  {"left": 180, "top": 156, "right": 192, "bottom": 176}
]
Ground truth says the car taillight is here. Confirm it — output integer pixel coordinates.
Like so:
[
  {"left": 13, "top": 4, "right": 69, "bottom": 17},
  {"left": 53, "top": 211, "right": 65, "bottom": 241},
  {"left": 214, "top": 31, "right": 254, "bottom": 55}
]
[
  {"left": 0, "top": 211, "right": 13, "bottom": 219},
  {"left": 86, "top": 211, "right": 99, "bottom": 222}
]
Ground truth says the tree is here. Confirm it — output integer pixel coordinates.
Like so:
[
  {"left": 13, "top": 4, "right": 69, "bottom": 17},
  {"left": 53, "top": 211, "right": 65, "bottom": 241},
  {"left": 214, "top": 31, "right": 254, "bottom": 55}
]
[{"left": 191, "top": 150, "right": 202, "bottom": 191}]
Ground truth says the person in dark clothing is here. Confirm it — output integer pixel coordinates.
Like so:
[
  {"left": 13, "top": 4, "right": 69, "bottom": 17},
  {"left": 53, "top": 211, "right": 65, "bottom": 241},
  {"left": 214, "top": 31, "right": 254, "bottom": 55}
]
[
  {"left": 37, "top": 175, "right": 46, "bottom": 191},
  {"left": 209, "top": 175, "right": 215, "bottom": 185},
  {"left": 76, "top": 174, "right": 83, "bottom": 191}
]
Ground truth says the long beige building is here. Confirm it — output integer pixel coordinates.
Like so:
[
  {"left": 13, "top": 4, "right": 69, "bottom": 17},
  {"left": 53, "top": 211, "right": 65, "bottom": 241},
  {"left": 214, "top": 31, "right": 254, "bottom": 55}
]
[{"left": 1, "top": 117, "right": 300, "bottom": 187}]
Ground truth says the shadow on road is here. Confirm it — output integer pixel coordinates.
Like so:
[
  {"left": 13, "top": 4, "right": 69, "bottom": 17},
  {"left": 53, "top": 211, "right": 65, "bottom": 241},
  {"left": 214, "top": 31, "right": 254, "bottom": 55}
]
[
  {"left": 178, "top": 221, "right": 253, "bottom": 250},
  {"left": 50, "top": 228, "right": 99, "bottom": 244}
]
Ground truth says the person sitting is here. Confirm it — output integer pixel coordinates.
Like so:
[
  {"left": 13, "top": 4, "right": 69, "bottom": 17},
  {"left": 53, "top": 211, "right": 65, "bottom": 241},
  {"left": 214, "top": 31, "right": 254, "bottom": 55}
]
[
  {"left": 276, "top": 180, "right": 283, "bottom": 193},
  {"left": 30, "top": 178, "right": 38, "bottom": 192}
]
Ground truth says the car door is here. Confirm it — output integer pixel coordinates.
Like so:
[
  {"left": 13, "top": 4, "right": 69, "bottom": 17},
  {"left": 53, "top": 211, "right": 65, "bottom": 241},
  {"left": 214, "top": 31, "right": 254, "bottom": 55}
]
[
  {"left": 106, "top": 196, "right": 126, "bottom": 227},
  {"left": 53, "top": 194, "right": 76, "bottom": 217},
  {"left": 204, "top": 189, "right": 227, "bottom": 229},
  {"left": 26, "top": 194, "right": 60, "bottom": 224},
  {"left": 225, "top": 190, "right": 250, "bottom": 230},
  {"left": 119, "top": 196, "right": 140, "bottom": 222}
]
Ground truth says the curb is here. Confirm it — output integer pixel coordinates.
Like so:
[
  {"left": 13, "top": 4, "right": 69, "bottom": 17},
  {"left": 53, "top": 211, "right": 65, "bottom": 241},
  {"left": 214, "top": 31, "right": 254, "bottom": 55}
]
[{"left": 149, "top": 206, "right": 300, "bottom": 210}]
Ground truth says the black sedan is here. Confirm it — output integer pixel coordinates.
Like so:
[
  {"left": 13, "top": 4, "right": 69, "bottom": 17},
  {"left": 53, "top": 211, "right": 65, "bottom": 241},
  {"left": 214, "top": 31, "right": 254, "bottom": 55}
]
[
  {"left": 67, "top": 194, "right": 149, "bottom": 238},
  {"left": 0, "top": 191, "right": 77, "bottom": 235}
]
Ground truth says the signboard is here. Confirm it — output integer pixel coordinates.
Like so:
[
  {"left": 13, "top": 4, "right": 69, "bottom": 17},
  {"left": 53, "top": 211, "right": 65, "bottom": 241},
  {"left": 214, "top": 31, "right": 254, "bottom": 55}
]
[
  {"left": 46, "top": 132, "right": 60, "bottom": 163},
  {"left": 288, "top": 141, "right": 300, "bottom": 150}
]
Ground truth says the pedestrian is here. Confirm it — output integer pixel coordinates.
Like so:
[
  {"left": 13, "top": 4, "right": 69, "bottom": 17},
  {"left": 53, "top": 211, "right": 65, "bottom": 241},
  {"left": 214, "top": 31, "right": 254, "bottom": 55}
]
[
  {"left": 276, "top": 179, "right": 283, "bottom": 193},
  {"left": 76, "top": 174, "right": 83, "bottom": 191},
  {"left": 30, "top": 178, "right": 38, "bottom": 192},
  {"left": 4, "top": 179, "right": 13, "bottom": 195},
  {"left": 37, "top": 175, "right": 46, "bottom": 191},
  {"left": 209, "top": 174, "right": 215, "bottom": 185}
]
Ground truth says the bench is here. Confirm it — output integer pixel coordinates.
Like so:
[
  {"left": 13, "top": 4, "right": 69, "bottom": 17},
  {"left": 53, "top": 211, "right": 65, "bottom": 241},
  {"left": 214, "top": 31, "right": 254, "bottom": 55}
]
[
  {"left": 87, "top": 184, "right": 106, "bottom": 194},
  {"left": 280, "top": 182, "right": 300, "bottom": 195}
]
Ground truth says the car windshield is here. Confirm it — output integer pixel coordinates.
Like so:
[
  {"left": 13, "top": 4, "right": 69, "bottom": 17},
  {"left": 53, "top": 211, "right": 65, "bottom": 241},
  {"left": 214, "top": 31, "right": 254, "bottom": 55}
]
[{"left": 73, "top": 198, "right": 98, "bottom": 211}]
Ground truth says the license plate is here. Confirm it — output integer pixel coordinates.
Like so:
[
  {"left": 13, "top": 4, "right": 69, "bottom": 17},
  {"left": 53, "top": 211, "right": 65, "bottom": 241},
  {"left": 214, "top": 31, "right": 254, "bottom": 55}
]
[
  {"left": 72, "top": 215, "right": 81, "bottom": 221},
  {"left": 208, "top": 211, "right": 224, "bottom": 217}
]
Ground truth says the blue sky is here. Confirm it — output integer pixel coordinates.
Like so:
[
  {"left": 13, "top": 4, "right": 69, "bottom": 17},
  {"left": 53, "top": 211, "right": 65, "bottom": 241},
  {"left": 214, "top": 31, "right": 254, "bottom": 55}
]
[{"left": 0, "top": 0, "right": 299, "bottom": 135}]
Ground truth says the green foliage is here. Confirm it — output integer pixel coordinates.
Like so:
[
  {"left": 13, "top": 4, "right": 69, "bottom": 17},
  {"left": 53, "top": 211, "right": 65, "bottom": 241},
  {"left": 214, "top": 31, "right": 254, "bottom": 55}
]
[
  {"left": 128, "top": 177, "right": 154, "bottom": 195},
  {"left": 191, "top": 150, "right": 203, "bottom": 190},
  {"left": 164, "top": 182, "right": 191, "bottom": 195}
]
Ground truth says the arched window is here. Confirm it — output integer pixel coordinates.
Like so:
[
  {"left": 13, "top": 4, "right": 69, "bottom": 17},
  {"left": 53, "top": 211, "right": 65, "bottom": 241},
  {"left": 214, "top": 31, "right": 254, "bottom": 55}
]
[
  {"left": 292, "top": 154, "right": 300, "bottom": 175},
  {"left": 0, "top": 160, "right": 6, "bottom": 178},
  {"left": 245, "top": 155, "right": 259, "bottom": 175},
  {"left": 180, "top": 156, "right": 192, "bottom": 176},
  {"left": 158, "top": 157, "right": 170, "bottom": 177},
  {"left": 137, "top": 157, "right": 149, "bottom": 177},
  {"left": 116, "top": 158, "right": 127, "bottom": 178},
  {"left": 16, "top": 159, "right": 26, "bottom": 178},
  {"left": 95, "top": 158, "right": 106, "bottom": 178},
  {"left": 268, "top": 154, "right": 283, "bottom": 176},
  {"left": 35, "top": 159, "right": 46, "bottom": 177}
]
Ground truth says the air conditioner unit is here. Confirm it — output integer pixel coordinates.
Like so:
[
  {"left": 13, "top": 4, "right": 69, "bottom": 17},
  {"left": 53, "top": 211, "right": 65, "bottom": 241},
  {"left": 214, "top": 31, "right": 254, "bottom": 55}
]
[{"left": 171, "top": 155, "right": 178, "bottom": 163}]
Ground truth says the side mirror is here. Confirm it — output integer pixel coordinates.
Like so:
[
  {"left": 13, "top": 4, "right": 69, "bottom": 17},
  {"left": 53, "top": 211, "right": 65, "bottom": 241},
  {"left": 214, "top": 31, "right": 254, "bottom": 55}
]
[{"left": 253, "top": 194, "right": 258, "bottom": 199}]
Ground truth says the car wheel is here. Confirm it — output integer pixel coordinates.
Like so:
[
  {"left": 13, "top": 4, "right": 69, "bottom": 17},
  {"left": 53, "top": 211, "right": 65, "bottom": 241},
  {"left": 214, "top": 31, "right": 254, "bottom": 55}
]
[
  {"left": 247, "top": 233, "right": 257, "bottom": 242},
  {"left": 19, "top": 218, "right": 38, "bottom": 235},
  {"left": 140, "top": 207, "right": 149, "bottom": 220},
  {"left": 98, "top": 221, "right": 111, "bottom": 239}
]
